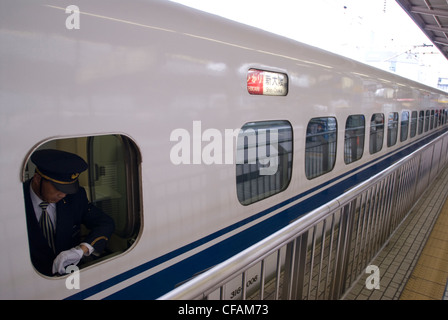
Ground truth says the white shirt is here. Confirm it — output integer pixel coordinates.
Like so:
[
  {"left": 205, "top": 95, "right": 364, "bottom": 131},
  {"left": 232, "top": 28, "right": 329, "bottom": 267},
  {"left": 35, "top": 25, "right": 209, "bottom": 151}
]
[
  {"left": 29, "top": 183, "right": 94, "bottom": 255},
  {"left": 29, "top": 184, "right": 56, "bottom": 226}
]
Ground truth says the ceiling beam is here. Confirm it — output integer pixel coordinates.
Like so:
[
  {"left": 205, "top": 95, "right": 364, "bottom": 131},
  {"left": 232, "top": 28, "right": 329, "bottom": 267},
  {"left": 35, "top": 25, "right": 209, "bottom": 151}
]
[
  {"left": 434, "top": 37, "right": 448, "bottom": 46},
  {"left": 425, "top": 25, "right": 448, "bottom": 33},
  {"left": 411, "top": 6, "right": 448, "bottom": 18}
]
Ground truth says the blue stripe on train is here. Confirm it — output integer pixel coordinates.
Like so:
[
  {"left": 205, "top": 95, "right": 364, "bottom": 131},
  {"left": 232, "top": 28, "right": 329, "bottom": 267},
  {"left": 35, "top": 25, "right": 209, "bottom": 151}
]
[{"left": 67, "top": 129, "right": 447, "bottom": 299}]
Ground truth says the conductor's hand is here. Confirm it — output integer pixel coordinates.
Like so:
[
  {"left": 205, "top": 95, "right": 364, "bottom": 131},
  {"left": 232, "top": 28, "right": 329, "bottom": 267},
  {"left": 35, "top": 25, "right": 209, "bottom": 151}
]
[{"left": 52, "top": 247, "right": 84, "bottom": 275}]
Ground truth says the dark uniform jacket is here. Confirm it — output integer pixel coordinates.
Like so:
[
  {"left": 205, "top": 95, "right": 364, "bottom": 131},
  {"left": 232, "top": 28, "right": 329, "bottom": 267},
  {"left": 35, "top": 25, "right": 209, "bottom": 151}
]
[{"left": 23, "top": 179, "right": 115, "bottom": 276}]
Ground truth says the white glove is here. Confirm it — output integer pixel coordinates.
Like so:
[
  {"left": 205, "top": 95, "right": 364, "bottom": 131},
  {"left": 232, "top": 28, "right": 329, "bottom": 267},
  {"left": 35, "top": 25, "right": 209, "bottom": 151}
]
[{"left": 52, "top": 247, "right": 84, "bottom": 275}]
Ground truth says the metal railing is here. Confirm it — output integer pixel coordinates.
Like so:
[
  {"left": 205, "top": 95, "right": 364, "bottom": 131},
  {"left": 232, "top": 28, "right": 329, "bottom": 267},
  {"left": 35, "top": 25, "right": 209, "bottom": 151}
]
[{"left": 159, "top": 132, "right": 448, "bottom": 300}]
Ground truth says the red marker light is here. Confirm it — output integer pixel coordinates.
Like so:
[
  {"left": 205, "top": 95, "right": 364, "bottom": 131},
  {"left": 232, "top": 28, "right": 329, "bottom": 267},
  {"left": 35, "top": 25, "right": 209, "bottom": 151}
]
[{"left": 247, "top": 69, "right": 288, "bottom": 96}]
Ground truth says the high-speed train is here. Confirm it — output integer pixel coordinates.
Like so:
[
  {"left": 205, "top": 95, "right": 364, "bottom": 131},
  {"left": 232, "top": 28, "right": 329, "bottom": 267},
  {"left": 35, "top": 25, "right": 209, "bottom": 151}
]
[{"left": 1, "top": 0, "right": 448, "bottom": 300}]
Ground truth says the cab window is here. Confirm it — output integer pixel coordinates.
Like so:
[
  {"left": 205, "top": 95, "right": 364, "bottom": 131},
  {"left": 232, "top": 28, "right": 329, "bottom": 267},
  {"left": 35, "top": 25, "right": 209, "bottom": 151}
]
[{"left": 23, "top": 134, "right": 141, "bottom": 274}]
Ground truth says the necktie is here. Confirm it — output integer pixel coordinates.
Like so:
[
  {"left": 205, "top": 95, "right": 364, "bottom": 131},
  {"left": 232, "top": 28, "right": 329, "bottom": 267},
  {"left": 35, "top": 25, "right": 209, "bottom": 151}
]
[{"left": 39, "top": 202, "right": 55, "bottom": 253}]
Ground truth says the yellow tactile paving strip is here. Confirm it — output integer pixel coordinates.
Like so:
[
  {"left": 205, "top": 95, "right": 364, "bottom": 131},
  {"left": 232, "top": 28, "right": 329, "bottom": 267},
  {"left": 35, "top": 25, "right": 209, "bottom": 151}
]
[{"left": 400, "top": 197, "right": 448, "bottom": 300}]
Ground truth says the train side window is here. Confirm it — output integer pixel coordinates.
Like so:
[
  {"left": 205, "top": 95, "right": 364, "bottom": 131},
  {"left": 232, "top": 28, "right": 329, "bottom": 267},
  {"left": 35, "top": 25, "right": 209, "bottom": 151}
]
[
  {"left": 410, "top": 111, "right": 417, "bottom": 138},
  {"left": 22, "top": 135, "right": 141, "bottom": 275},
  {"left": 369, "top": 113, "right": 384, "bottom": 155},
  {"left": 387, "top": 112, "right": 399, "bottom": 147},
  {"left": 425, "top": 110, "right": 430, "bottom": 132},
  {"left": 418, "top": 110, "right": 424, "bottom": 135},
  {"left": 435, "top": 110, "right": 439, "bottom": 128},
  {"left": 344, "top": 115, "right": 365, "bottom": 164},
  {"left": 400, "top": 111, "right": 409, "bottom": 142},
  {"left": 430, "top": 110, "right": 435, "bottom": 130},
  {"left": 236, "top": 120, "right": 293, "bottom": 205},
  {"left": 305, "top": 117, "right": 337, "bottom": 179}
]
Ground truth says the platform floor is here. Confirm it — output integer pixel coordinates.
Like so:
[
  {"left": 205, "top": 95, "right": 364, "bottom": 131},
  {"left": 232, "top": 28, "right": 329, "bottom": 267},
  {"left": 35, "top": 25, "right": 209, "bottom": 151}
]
[{"left": 342, "top": 164, "right": 448, "bottom": 300}]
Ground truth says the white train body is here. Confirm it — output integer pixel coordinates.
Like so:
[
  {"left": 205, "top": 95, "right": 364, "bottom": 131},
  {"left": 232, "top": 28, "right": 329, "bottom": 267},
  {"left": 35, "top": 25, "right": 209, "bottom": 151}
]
[{"left": 1, "top": 0, "right": 447, "bottom": 299}]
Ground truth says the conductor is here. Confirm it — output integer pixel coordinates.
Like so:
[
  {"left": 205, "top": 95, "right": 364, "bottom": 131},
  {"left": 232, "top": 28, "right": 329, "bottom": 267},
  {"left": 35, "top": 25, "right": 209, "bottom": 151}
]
[{"left": 23, "top": 149, "right": 115, "bottom": 276}]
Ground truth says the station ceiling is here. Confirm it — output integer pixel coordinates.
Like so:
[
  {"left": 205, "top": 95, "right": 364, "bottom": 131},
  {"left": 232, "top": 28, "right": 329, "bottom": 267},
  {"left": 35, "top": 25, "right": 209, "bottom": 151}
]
[{"left": 396, "top": 0, "right": 448, "bottom": 60}]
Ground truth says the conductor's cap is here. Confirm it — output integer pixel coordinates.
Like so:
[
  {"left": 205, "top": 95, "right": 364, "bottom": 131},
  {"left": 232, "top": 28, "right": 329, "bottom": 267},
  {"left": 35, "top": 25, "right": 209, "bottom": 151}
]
[{"left": 31, "top": 149, "right": 88, "bottom": 194}]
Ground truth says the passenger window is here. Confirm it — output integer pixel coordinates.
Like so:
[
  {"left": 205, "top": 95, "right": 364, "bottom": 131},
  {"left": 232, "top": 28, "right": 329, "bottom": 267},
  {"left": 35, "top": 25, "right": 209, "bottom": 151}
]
[
  {"left": 236, "top": 120, "right": 293, "bottom": 205},
  {"left": 435, "top": 110, "right": 439, "bottom": 128},
  {"left": 344, "top": 115, "right": 365, "bottom": 164},
  {"left": 410, "top": 111, "right": 417, "bottom": 138},
  {"left": 430, "top": 110, "right": 435, "bottom": 130},
  {"left": 387, "top": 112, "right": 399, "bottom": 147},
  {"left": 369, "top": 113, "right": 384, "bottom": 155},
  {"left": 22, "top": 135, "right": 141, "bottom": 275},
  {"left": 425, "top": 110, "right": 430, "bottom": 132},
  {"left": 418, "top": 110, "right": 424, "bottom": 135},
  {"left": 400, "top": 111, "right": 409, "bottom": 142},
  {"left": 305, "top": 117, "right": 337, "bottom": 179}
]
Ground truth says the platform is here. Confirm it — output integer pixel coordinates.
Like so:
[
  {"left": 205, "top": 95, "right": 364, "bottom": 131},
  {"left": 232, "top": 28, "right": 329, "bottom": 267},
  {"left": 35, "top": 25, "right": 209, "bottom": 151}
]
[{"left": 342, "top": 163, "right": 448, "bottom": 300}]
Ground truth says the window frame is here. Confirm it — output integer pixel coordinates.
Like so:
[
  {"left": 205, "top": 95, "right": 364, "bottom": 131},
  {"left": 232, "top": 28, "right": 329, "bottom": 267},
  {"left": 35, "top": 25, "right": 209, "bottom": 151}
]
[
  {"left": 305, "top": 117, "right": 338, "bottom": 179},
  {"left": 344, "top": 114, "right": 365, "bottom": 164},
  {"left": 418, "top": 110, "right": 424, "bottom": 135},
  {"left": 387, "top": 112, "right": 399, "bottom": 147},
  {"left": 236, "top": 120, "right": 293, "bottom": 206},
  {"left": 430, "top": 110, "right": 435, "bottom": 130},
  {"left": 400, "top": 111, "right": 409, "bottom": 142},
  {"left": 22, "top": 134, "right": 142, "bottom": 276},
  {"left": 369, "top": 113, "right": 384, "bottom": 155},
  {"left": 410, "top": 111, "right": 417, "bottom": 138}
]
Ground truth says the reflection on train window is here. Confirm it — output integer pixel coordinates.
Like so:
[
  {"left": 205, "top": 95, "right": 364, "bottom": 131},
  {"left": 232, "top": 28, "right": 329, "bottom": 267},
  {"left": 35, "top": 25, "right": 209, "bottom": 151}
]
[
  {"left": 305, "top": 117, "right": 337, "bottom": 179},
  {"left": 400, "top": 111, "right": 409, "bottom": 142},
  {"left": 370, "top": 113, "right": 384, "bottom": 155},
  {"left": 23, "top": 135, "right": 141, "bottom": 274},
  {"left": 344, "top": 115, "right": 365, "bottom": 164},
  {"left": 425, "top": 110, "right": 430, "bottom": 132},
  {"left": 387, "top": 112, "right": 399, "bottom": 147},
  {"left": 418, "top": 110, "right": 424, "bottom": 135},
  {"left": 410, "top": 111, "right": 417, "bottom": 138},
  {"left": 236, "top": 120, "right": 293, "bottom": 205}
]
